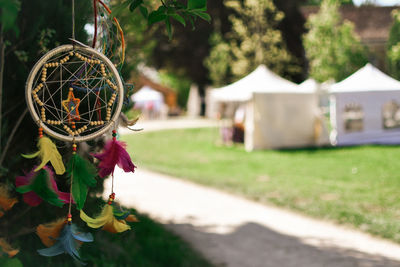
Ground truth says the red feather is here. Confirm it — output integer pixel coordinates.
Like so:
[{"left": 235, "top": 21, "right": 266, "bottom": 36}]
[{"left": 93, "top": 139, "right": 136, "bottom": 178}]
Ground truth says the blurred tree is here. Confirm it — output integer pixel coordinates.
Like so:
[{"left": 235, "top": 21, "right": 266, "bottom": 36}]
[
  {"left": 304, "top": 0, "right": 353, "bottom": 5},
  {"left": 112, "top": 0, "right": 158, "bottom": 80},
  {"left": 387, "top": 9, "right": 400, "bottom": 79},
  {"left": 205, "top": 0, "right": 301, "bottom": 86},
  {"left": 159, "top": 71, "right": 192, "bottom": 108},
  {"left": 303, "top": 0, "right": 367, "bottom": 82},
  {"left": 273, "top": 0, "right": 308, "bottom": 82},
  {"left": 149, "top": 1, "right": 230, "bottom": 114}
]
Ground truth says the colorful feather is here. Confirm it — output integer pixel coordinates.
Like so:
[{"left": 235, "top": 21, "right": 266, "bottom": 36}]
[
  {"left": 80, "top": 204, "right": 131, "bottom": 233},
  {"left": 93, "top": 139, "right": 136, "bottom": 177},
  {"left": 36, "top": 218, "right": 67, "bottom": 247},
  {"left": 37, "top": 223, "right": 93, "bottom": 264},
  {"left": 112, "top": 203, "right": 138, "bottom": 222},
  {"left": 22, "top": 137, "right": 65, "bottom": 175},
  {"left": 0, "top": 238, "right": 19, "bottom": 258},
  {"left": 16, "top": 168, "right": 64, "bottom": 207},
  {"left": 15, "top": 167, "right": 71, "bottom": 207},
  {"left": 67, "top": 154, "right": 97, "bottom": 210},
  {"left": 0, "top": 185, "right": 18, "bottom": 217}
]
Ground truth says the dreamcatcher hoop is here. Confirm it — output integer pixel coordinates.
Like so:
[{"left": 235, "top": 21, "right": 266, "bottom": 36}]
[{"left": 25, "top": 44, "right": 124, "bottom": 143}]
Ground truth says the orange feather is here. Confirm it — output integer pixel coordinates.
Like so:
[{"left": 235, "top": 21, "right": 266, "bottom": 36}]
[
  {"left": 0, "top": 185, "right": 18, "bottom": 214},
  {"left": 0, "top": 238, "right": 19, "bottom": 257},
  {"left": 36, "top": 218, "right": 67, "bottom": 247}
]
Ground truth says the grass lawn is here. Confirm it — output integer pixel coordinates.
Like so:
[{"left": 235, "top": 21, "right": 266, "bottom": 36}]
[
  {"left": 15, "top": 208, "right": 212, "bottom": 267},
  {"left": 123, "top": 128, "right": 400, "bottom": 243}
]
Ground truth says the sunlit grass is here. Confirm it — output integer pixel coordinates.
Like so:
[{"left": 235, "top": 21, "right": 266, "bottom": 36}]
[{"left": 124, "top": 128, "right": 400, "bottom": 243}]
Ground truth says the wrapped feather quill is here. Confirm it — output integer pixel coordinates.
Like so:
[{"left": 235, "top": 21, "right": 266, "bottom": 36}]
[
  {"left": 22, "top": 136, "right": 65, "bottom": 175},
  {"left": 67, "top": 154, "right": 97, "bottom": 210},
  {"left": 37, "top": 223, "right": 93, "bottom": 264}
]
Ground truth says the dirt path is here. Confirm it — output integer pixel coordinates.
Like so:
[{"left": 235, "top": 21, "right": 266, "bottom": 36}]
[
  {"left": 119, "top": 117, "right": 219, "bottom": 135},
  {"left": 104, "top": 168, "right": 400, "bottom": 267}
]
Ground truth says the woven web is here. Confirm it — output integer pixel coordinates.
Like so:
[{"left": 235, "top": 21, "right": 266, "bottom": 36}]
[{"left": 30, "top": 48, "right": 120, "bottom": 138}]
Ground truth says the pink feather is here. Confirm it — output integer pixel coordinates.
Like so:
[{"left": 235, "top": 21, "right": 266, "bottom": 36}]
[
  {"left": 93, "top": 139, "right": 136, "bottom": 178},
  {"left": 15, "top": 166, "right": 73, "bottom": 206},
  {"left": 15, "top": 169, "right": 41, "bottom": 206}
]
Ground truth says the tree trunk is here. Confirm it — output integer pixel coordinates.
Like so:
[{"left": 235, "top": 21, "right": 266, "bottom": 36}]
[{"left": 0, "top": 28, "right": 4, "bottom": 154}]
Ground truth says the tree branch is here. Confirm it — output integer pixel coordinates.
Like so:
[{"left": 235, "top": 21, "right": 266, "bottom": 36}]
[{"left": 0, "top": 108, "right": 28, "bottom": 166}]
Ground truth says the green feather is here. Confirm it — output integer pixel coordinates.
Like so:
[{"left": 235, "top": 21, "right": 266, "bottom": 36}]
[
  {"left": 16, "top": 169, "right": 63, "bottom": 207},
  {"left": 68, "top": 154, "right": 97, "bottom": 210}
]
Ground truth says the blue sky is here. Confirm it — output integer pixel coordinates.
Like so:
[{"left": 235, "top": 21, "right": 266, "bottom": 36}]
[{"left": 353, "top": 0, "right": 400, "bottom": 5}]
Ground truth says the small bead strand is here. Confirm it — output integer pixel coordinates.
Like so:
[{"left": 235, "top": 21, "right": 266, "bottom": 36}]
[
  {"left": 38, "top": 127, "right": 43, "bottom": 138},
  {"left": 108, "top": 193, "right": 115, "bottom": 205}
]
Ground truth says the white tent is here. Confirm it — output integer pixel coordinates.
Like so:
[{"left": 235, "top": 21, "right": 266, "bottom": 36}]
[
  {"left": 330, "top": 63, "right": 400, "bottom": 145},
  {"left": 132, "top": 86, "right": 164, "bottom": 103},
  {"left": 210, "top": 65, "right": 326, "bottom": 150},
  {"left": 131, "top": 86, "right": 165, "bottom": 118},
  {"left": 211, "top": 65, "right": 306, "bottom": 102}
]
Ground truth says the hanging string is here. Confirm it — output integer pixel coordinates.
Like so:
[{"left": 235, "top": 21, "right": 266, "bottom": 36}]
[
  {"left": 111, "top": 173, "right": 114, "bottom": 194},
  {"left": 98, "top": 0, "right": 126, "bottom": 64},
  {"left": 68, "top": 143, "right": 76, "bottom": 224},
  {"left": 92, "top": 0, "right": 98, "bottom": 48},
  {"left": 72, "top": 0, "right": 75, "bottom": 41}
]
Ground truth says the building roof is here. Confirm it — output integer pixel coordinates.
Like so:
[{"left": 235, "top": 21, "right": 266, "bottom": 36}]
[{"left": 301, "top": 5, "right": 397, "bottom": 44}]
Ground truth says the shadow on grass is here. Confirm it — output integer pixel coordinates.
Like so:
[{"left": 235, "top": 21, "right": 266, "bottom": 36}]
[
  {"left": 164, "top": 221, "right": 400, "bottom": 267},
  {"left": 274, "top": 144, "right": 400, "bottom": 154}
]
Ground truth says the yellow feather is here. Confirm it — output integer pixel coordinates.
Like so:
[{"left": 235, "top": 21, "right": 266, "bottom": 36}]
[
  {"left": 80, "top": 205, "right": 114, "bottom": 229},
  {"left": 23, "top": 137, "right": 65, "bottom": 175},
  {"left": 80, "top": 205, "right": 131, "bottom": 233},
  {"left": 103, "top": 218, "right": 130, "bottom": 233}
]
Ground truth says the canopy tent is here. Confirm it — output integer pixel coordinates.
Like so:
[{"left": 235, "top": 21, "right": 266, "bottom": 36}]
[
  {"left": 131, "top": 86, "right": 165, "bottom": 118},
  {"left": 300, "top": 78, "right": 331, "bottom": 110},
  {"left": 299, "top": 78, "right": 318, "bottom": 91},
  {"left": 211, "top": 65, "right": 310, "bottom": 103},
  {"left": 132, "top": 85, "right": 164, "bottom": 103},
  {"left": 208, "top": 65, "right": 327, "bottom": 150},
  {"left": 329, "top": 63, "right": 400, "bottom": 145},
  {"left": 244, "top": 92, "right": 326, "bottom": 150}
]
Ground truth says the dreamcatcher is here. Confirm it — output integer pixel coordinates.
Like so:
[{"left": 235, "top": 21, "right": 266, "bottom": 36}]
[{"left": 15, "top": 0, "right": 137, "bottom": 263}]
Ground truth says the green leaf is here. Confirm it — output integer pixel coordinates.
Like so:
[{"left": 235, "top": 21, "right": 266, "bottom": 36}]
[
  {"left": 0, "top": 0, "right": 21, "bottom": 34},
  {"left": 148, "top": 7, "right": 167, "bottom": 25},
  {"left": 165, "top": 18, "right": 172, "bottom": 40},
  {"left": 110, "top": 0, "right": 130, "bottom": 18},
  {"left": 170, "top": 13, "right": 186, "bottom": 26},
  {"left": 187, "top": 0, "right": 206, "bottom": 10},
  {"left": 190, "top": 10, "right": 211, "bottom": 22},
  {"left": 139, "top": 5, "right": 148, "bottom": 18},
  {"left": 187, "top": 16, "right": 196, "bottom": 30},
  {"left": 129, "top": 0, "right": 143, "bottom": 12}
]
